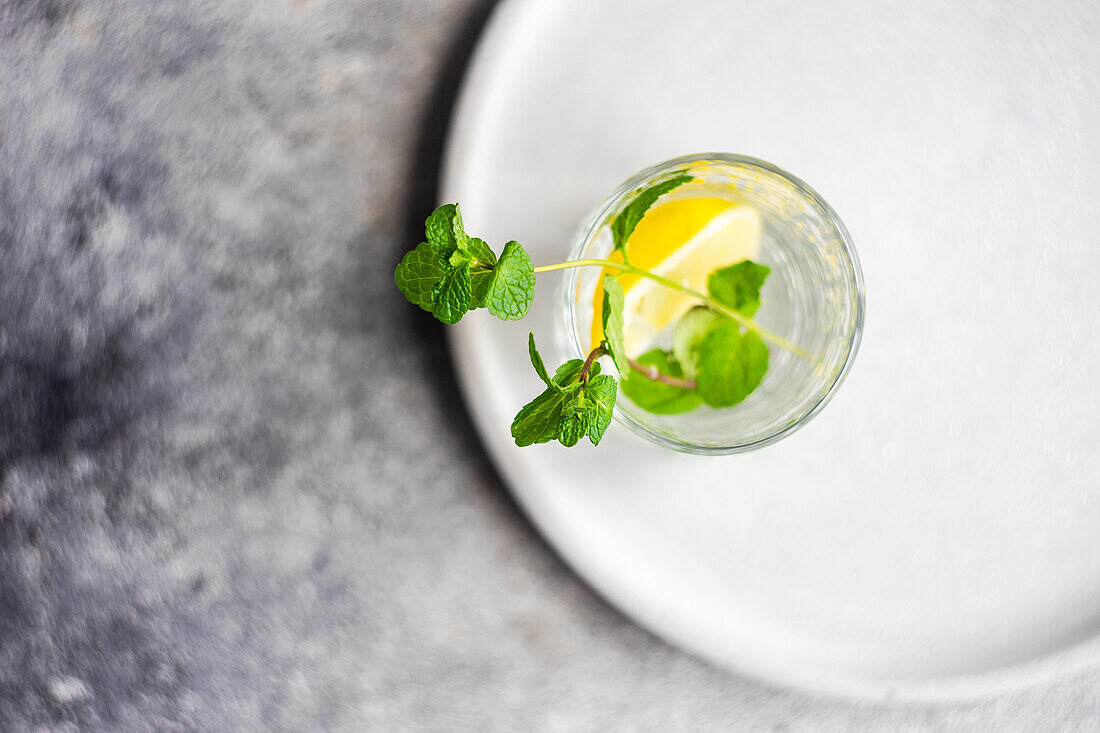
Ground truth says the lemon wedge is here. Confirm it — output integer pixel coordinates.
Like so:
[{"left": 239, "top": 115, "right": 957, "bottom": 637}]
[{"left": 589, "top": 198, "right": 762, "bottom": 356}]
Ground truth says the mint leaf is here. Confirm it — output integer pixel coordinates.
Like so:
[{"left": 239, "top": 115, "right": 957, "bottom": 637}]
[
  {"left": 425, "top": 203, "right": 465, "bottom": 249},
  {"left": 394, "top": 242, "right": 476, "bottom": 324},
  {"left": 470, "top": 265, "right": 493, "bottom": 309},
  {"left": 463, "top": 236, "right": 497, "bottom": 268},
  {"left": 554, "top": 367, "right": 617, "bottom": 447},
  {"left": 600, "top": 275, "right": 627, "bottom": 373},
  {"left": 610, "top": 174, "right": 692, "bottom": 254},
  {"left": 584, "top": 374, "right": 617, "bottom": 445},
  {"left": 511, "top": 359, "right": 585, "bottom": 446},
  {"left": 671, "top": 306, "right": 722, "bottom": 379},
  {"left": 707, "top": 260, "right": 771, "bottom": 317},
  {"left": 395, "top": 241, "right": 449, "bottom": 312},
  {"left": 429, "top": 261, "right": 473, "bottom": 324},
  {"left": 511, "top": 384, "right": 577, "bottom": 446},
  {"left": 448, "top": 249, "right": 470, "bottom": 268},
  {"left": 557, "top": 390, "right": 591, "bottom": 447},
  {"left": 464, "top": 238, "right": 496, "bottom": 308},
  {"left": 485, "top": 241, "right": 535, "bottom": 321},
  {"left": 553, "top": 358, "right": 590, "bottom": 383},
  {"left": 527, "top": 333, "right": 560, "bottom": 393},
  {"left": 694, "top": 322, "right": 769, "bottom": 407},
  {"left": 620, "top": 348, "right": 702, "bottom": 414}
]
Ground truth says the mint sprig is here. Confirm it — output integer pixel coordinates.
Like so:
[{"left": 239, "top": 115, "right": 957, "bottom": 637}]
[
  {"left": 396, "top": 201, "right": 803, "bottom": 449},
  {"left": 395, "top": 203, "right": 534, "bottom": 324},
  {"left": 511, "top": 357, "right": 585, "bottom": 446},
  {"left": 670, "top": 274, "right": 771, "bottom": 407},
  {"left": 512, "top": 335, "right": 616, "bottom": 447}
]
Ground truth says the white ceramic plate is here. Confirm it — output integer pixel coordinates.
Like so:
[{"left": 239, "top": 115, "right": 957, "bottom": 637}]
[{"left": 441, "top": 0, "right": 1100, "bottom": 699}]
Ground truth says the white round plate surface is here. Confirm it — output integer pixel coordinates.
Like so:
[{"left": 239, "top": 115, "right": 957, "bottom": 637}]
[{"left": 441, "top": 0, "right": 1100, "bottom": 699}]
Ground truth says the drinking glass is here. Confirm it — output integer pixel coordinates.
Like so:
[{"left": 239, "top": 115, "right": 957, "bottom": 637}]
[{"left": 561, "top": 153, "right": 865, "bottom": 455}]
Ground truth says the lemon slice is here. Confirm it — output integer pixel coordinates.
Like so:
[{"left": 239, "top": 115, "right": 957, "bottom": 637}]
[{"left": 589, "top": 199, "right": 763, "bottom": 356}]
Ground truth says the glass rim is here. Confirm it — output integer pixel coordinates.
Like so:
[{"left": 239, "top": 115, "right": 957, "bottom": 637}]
[{"left": 562, "top": 152, "right": 866, "bottom": 456}]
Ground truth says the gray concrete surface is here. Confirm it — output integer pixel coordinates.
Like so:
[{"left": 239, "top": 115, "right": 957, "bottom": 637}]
[{"left": 1, "top": 1, "right": 1098, "bottom": 730}]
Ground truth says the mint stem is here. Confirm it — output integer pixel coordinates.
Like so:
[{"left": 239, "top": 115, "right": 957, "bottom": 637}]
[
  {"left": 533, "top": 259, "right": 808, "bottom": 359},
  {"left": 579, "top": 345, "right": 607, "bottom": 385},
  {"left": 627, "top": 357, "right": 696, "bottom": 389}
]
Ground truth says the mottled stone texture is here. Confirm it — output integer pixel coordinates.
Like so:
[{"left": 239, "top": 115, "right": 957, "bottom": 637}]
[{"left": 0, "top": 1, "right": 1098, "bottom": 731}]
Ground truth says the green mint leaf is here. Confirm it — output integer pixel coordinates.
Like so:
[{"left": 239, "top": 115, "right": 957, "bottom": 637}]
[
  {"left": 425, "top": 203, "right": 466, "bottom": 249},
  {"left": 465, "top": 238, "right": 498, "bottom": 308},
  {"left": 484, "top": 241, "right": 535, "bottom": 321},
  {"left": 527, "top": 333, "right": 560, "bottom": 392},
  {"left": 429, "top": 260, "right": 473, "bottom": 324},
  {"left": 694, "top": 322, "right": 769, "bottom": 407},
  {"left": 620, "top": 348, "right": 702, "bottom": 414},
  {"left": 448, "top": 249, "right": 471, "bottom": 269},
  {"left": 394, "top": 234, "right": 478, "bottom": 323},
  {"left": 511, "top": 384, "right": 578, "bottom": 446},
  {"left": 557, "top": 369, "right": 616, "bottom": 447},
  {"left": 511, "top": 359, "right": 585, "bottom": 446},
  {"left": 470, "top": 265, "right": 492, "bottom": 309},
  {"left": 584, "top": 374, "right": 617, "bottom": 445},
  {"left": 557, "top": 390, "right": 591, "bottom": 447},
  {"left": 394, "top": 241, "right": 449, "bottom": 312},
  {"left": 707, "top": 260, "right": 771, "bottom": 317},
  {"left": 554, "top": 358, "right": 589, "bottom": 384},
  {"left": 610, "top": 174, "right": 692, "bottom": 254},
  {"left": 600, "top": 275, "right": 627, "bottom": 373},
  {"left": 463, "top": 236, "right": 497, "bottom": 268},
  {"left": 671, "top": 306, "right": 722, "bottom": 379}
]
